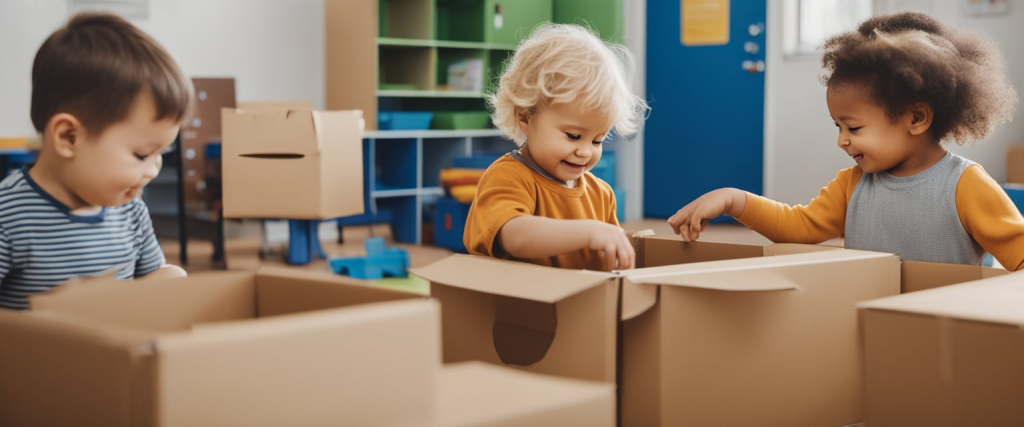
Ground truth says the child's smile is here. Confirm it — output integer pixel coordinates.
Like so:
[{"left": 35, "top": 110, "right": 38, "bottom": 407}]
[{"left": 518, "top": 101, "right": 613, "bottom": 186}]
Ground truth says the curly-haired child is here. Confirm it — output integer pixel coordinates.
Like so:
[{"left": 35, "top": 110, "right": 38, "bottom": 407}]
[
  {"left": 668, "top": 11, "right": 1024, "bottom": 270},
  {"left": 464, "top": 24, "right": 649, "bottom": 271}
]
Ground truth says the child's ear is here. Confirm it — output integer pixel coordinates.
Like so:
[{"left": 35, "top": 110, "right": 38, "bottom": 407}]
[
  {"left": 47, "top": 113, "right": 83, "bottom": 159},
  {"left": 908, "top": 102, "right": 934, "bottom": 136},
  {"left": 517, "top": 108, "right": 531, "bottom": 135}
]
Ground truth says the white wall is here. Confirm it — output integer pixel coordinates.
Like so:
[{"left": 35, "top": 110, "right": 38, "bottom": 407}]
[
  {"left": 0, "top": 0, "right": 326, "bottom": 137},
  {"left": 764, "top": 0, "right": 1024, "bottom": 205},
  {"left": 620, "top": 0, "right": 645, "bottom": 222}
]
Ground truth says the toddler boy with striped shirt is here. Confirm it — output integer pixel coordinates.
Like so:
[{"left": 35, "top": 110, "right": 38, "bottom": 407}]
[{"left": 0, "top": 12, "right": 193, "bottom": 309}]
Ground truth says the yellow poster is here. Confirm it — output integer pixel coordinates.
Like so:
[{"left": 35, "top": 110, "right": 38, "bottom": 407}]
[{"left": 681, "top": 0, "right": 730, "bottom": 46}]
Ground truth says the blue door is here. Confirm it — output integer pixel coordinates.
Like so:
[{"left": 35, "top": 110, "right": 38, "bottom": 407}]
[{"left": 644, "top": 0, "right": 766, "bottom": 218}]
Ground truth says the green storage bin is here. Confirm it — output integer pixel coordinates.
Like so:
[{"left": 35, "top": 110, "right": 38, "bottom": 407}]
[
  {"left": 484, "top": 0, "right": 553, "bottom": 45},
  {"left": 432, "top": 111, "right": 493, "bottom": 129}
]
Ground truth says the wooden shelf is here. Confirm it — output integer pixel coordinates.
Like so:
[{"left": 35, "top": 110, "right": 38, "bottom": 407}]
[{"left": 378, "top": 37, "right": 516, "bottom": 50}]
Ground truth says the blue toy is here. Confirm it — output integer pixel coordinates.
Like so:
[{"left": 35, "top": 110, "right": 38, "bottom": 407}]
[{"left": 328, "top": 237, "right": 410, "bottom": 279}]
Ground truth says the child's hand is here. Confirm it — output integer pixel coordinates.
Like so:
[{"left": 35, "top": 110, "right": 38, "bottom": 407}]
[
  {"left": 584, "top": 221, "right": 636, "bottom": 270},
  {"left": 668, "top": 188, "right": 747, "bottom": 242}
]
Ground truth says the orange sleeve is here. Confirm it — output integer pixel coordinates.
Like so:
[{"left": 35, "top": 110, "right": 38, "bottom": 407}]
[
  {"left": 736, "top": 167, "right": 861, "bottom": 244},
  {"left": 955, "top": 164, "right": 1024, "bottom": 271},
  {"left": 463, "top": 159, "right": 535, "bottom": 258}
]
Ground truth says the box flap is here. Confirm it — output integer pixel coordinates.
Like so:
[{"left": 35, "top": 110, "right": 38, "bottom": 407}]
[
  {"left": 435, "top": 361, "right": 614, "bottom": 427},
  {"left": 30, "top": 271, "right": 257, "bottom": 332},
  {"left": 637, "top": 235, "right": 767, "bottom": 268},
  {"left": 626, "top": 249, "right": 893, "bottom": 291},
  {"left": 156, "top": 299, "right": 439, "bottom": 426},
  {"left": 901, "top": 260, "right": 1009, "bottom": 293},
  {"left": 412, "top": 254, "right": 614, "bottom": 303},
  {"left": 859, "top": 273, "right": 1024, "bottom": 325},
  {"left": 237, "top": 101, "right": 313, "bottom": 111},
  {"left": 621, "top": 280, "right": 658, "bottom": 321},
  {"left": 222, "top": 107, "right": 319, "bottom": 155},
  {"left": 255, "top": 266, "right": 421, "bottom": 317},
  {"left": 0, "top": 310, "right": 152, "bottom": 426}
]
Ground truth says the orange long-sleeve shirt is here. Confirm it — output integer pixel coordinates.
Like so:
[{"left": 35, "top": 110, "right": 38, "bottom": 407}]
[
  {"left": 464, "top": 154, "right": 619, "bottom": 271},
  {"left": 736, "top": 164, "right": 1024, "bottom": 271}
]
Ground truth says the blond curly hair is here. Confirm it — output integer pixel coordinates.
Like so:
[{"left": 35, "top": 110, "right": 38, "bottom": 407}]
[{"left": 489, "top": 23, "right": 649, "bottom": 146}]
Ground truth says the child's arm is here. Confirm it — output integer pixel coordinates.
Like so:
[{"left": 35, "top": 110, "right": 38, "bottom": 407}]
[
  {"left": 956, "top": 165, "right": 1024, "bottom": 271},
  {"left": 131, "top": 200, "right": 171, "bottom": 278},
  {"left": 498, "top": 216, "right": 635, "bottom": 270},
  {"left": 669, "top": 167, "right": 858, "bottom": 243}
]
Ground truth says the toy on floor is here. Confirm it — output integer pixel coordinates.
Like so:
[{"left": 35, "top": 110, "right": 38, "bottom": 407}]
[{"left": 328, "top": 237, "right": 410, "bottom": 279}]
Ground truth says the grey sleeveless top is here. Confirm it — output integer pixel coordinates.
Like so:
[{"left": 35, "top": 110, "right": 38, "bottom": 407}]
[{"left": 845, "top": 151, "right": 985, "bottom": 265}]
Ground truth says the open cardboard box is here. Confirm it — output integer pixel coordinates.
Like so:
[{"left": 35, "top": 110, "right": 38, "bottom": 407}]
[
  {"left": 221, "top": 104, "right": 364, "bottom": 219},
  {"left": 859, "top": 272, "right": 1024, "bottom": 427},
  {"left": 414, "top": 247, "right": 905, "bottom": 426},
  {"left": 0, "top": 267, "right": 438, "bottom": 427},
  {"left": 437, "top": 361, "right": 615, "bottom": 427},
  {"left": 620, "top": 249, "right": 901, "bottom": 426}
]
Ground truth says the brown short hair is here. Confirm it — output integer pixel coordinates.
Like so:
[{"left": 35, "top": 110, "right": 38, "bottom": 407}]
[
  {"left": 30, "top": 12, "right": 194, "bottom": 135},
  {"left": 821, "top": 11, "right": 1017, "bottom": 144}
]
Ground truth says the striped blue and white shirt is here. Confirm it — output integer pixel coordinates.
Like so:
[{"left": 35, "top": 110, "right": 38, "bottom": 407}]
[{"left": 0, "top": 169, "right": 165, "bottom": 310}]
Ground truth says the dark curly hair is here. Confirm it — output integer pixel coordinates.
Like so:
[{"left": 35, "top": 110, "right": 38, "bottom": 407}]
[{"left": 821, "top": 11, "right": 1016, "bottom": 144}]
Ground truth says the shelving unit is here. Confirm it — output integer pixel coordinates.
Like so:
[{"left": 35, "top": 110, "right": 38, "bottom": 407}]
[
  {"left": 326, "top": 0, "right": 551, "bottom": 130},
  {"left": 352, "top": 129, "right": 511, "bottom": 244}
]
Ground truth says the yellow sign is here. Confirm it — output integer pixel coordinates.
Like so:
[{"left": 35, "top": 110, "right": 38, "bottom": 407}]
[{"left": 681, "top": 0, "right": 730, "bottom": 46}]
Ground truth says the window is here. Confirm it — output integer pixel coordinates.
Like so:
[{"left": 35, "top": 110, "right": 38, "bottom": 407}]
[{"left": 783, "top": 0, "right": 873, "bottom": 57}]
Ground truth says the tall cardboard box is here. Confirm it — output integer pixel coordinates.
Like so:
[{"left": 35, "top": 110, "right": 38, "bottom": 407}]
[
  {"left": 436, "top": 362, "right": 615, "bottom": 427},
  {"left": 412, "top": 255, "right": 620, "bottom": 384},
  {"left": 859, "top": 273, "right": 1024, "bottom": 427},
  {"left": 221, "top": 107, "right": 364, "bottom": 219},
  {"left": 0, "top": 267, "right": 438, "bottom": 427},
  {"left": 1007, "top": 144, "right": 1024, "bottom": 184},
  {"left": 620, "top": 250, "right": 901, "bottom": 427}
]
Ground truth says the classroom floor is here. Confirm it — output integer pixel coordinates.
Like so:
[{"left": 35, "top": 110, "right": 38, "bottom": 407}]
[{"left": 161, "top": 218, "right": 808, "bottom": 277}]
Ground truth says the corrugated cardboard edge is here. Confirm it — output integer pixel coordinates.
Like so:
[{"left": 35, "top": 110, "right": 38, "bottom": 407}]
[
  {"left": 414, "top": 254, "right": 616, "bottom": 303},
  {"left": 858, "top": 272, "right": 1024, "bottom": 326}
]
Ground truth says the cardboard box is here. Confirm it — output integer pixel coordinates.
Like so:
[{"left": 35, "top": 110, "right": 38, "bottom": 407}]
[
  {"left": 620, "top": 249, "right": 902, "bottom": 427},
  {"left": 901, "top": 259, "right": 1008, "bottom": 293},
  {"left": 0, "top": 267, "right": 438, "bottom": 427},
  {"left": 412, "top": 255, "right": 620, "bottom": 384},
  {"left": 221, "top": 106, "right": 364, "bottom": 219},
  {"left": 1007, "top": 144, "right": 1024, "bottom": 184},
  {"left": 436, "top": 362, "right": 615, "bottom": 427},
  {"left": 859, "top": 273, "right": 1024, "bottom": 427}
]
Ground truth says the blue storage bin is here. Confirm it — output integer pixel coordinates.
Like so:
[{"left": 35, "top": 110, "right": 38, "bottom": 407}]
[
  {"left": 614, "top": 187, "right": 626, "bottom": 223},
  {"left": 378, "top": 112, "right": 434, "bottom": 130},
  {"left": 1003, "top": 183, "right": 1024, "bottom": 212},
  {"left": 434, "top": 196, "right": 471, "bottom": 253}
]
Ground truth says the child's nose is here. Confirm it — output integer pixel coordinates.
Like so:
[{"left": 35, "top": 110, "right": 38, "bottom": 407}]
[{"left": 143, "top": 155, "right": 162, "bottom": 179}]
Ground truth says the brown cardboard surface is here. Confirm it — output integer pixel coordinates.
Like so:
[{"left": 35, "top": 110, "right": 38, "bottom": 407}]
[
  {"left": 635, "top": 234, "right": 839, "bottom": 268},
  {"left": 237, "top": 100, "right": 313, "bottom": 111},
  {"left": 221, "top": 107, "right": 364, "bottom": 219},
  {"left": 1007, "top": 144, "right": 1024, "bottom": 184},
  {"left": 901, "top": 259, "right": 1009, "bottom": 293},
  {"left": 860, "top": 273, "right": 1024, "bottom": 426},
  {"left": 436, "top": 362, "right": 615, "bottom": 427},
  {"left": 2, "top": 269, "right": 438, "bottom": 426},
  {"left": 416, "top": 255, "right": 619, "bottom": 383},
  {"left": 412, "top": 254, "right": 614, "bottom": 303},
  {"left": 156, "top": 300, "right": 439, "bottom": 427},
  {"left": 325, "top": 0, "right": 378, "bottom": 129},
  {"left": 622, "top": 250, "right": 902, "bottom": 427},
  {"left": 0, "top": 311, "right": 152, "bottom": 427}
]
